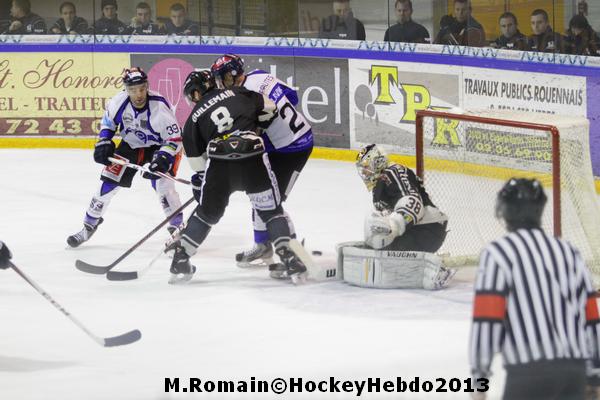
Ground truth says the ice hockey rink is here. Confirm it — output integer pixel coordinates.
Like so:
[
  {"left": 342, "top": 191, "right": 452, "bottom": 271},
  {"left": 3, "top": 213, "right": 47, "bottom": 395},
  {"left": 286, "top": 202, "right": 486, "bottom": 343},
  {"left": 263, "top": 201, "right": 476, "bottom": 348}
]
[{"left": 0, "top": 148, "right": 504, "bottom": 400}]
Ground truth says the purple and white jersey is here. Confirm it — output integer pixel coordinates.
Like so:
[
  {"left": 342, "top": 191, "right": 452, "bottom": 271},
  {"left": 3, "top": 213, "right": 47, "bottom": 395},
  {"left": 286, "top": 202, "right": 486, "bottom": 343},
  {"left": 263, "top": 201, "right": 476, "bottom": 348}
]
[
  {"left": 242, "top": 70, "right": 312, "bottom": 153},
  {"left": 99, "top": 90, "right": 182, "bottom": 158}
]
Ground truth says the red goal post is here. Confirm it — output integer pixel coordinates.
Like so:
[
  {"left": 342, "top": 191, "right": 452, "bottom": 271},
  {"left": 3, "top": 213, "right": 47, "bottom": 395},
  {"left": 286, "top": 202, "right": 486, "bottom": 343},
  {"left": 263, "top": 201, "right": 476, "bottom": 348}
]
[{"left": 414, "top": 109, "right": 600, "bottom": 276}]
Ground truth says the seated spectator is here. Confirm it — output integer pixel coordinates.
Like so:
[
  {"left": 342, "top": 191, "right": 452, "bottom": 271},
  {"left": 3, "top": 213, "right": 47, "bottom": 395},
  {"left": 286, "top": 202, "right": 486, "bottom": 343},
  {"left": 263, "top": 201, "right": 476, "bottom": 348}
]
[
  {"left": 2, "top": 0, "right": 46, "bottom": 34},
  {"left": 578, "top": 0, "right": 588, "bottom": 17},
  {"left": 0, "top": 0, "right": 10, "bottom": 33},
  {"left": 94, "top": 0, "right": 127, "bottom": 35},
  {"left": 125, "top": 2, "right": 166, "bottom": 35},
  {"left": 165, "top": 3, "right": 199, "bottom": 36},
  {"left": 527, "top": 9, "right": 566, "bottom": 53},
  {"left": 50, "top": 2, "right": 89, "bottom": 35},
  {"left": 434, "top": 0, "right": 485, "bottom": 47},
  {"left": 318, "top": 0, "right": 365, "bottom": 41},
  {"left": 490, "top": 12, "right": 526, "bottom": 50},
  {"left": 565, "top": 14, "right": 599, "bottom": 56},
  {"left": 384, "top": 0, "right": 430, "bottom": 43}
]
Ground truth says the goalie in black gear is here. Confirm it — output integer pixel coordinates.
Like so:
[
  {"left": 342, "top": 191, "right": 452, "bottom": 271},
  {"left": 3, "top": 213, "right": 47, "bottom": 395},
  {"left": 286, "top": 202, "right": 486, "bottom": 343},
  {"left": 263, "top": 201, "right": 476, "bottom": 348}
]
[
  {"left": 168, "top": 70, "right": 309, "bottom": 284},
  {"left": 337, "top": 144, "right": 454, "bottom": 290}
]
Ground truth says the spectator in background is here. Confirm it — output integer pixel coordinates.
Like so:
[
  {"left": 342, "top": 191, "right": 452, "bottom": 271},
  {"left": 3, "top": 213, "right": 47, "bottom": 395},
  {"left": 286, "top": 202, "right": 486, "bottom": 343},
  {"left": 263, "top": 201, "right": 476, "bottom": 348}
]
[
  {"left": 50, "top": 2, "right": 89, "bottom": 35},
  {"left": 434, "top": 0, "right": 485, "bottom": 47},
  {"left": 2, "top": 0, "right": 46, "bottom": 34},
  {"left": 318, "top": 0, "right": 365, "bottom": 41},
  {"left": 126, "top": 2, "right": 166, "bottom": 35},
  {"left": 165, "top": 3, "right": 199, "bottom": 36},
  {"left": 490, "top": 12, "right": 526, "bottom": 50},
  {"left": 0, "top": 0, "right": 11, "bottom": 33},
  {"left": 384, "top": 0, "right": 430, "bottom": 44},
  {"left": 94, "top": 0, "right": 127, "bottom": 35},
  {"left": 565, "top": 15, "right": 599, "bottom": 56},
  {"left": 527, "top": 9, "right": 566, "bottom": 53},
  {"left": 578, "top": 0, "right": 588, "bottom": 17}
]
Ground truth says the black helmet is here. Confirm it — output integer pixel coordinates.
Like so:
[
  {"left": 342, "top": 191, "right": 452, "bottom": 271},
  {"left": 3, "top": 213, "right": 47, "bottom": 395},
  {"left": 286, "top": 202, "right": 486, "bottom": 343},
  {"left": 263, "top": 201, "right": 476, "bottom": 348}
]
[
  {"left": 495, "top": 178, "right": 547, "bottom": 231},
  {"left": 183, "top": 70, "right": 216, "bottom": 103},
  {"left": 122, "top": 67, "right": 148, "bottom": 87}
]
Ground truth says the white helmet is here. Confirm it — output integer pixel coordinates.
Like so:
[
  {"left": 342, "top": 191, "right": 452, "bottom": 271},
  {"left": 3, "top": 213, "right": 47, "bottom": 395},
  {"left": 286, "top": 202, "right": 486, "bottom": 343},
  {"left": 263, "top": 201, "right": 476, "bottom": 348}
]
[{"left": 356, "top": 144, "right": 389, "bottom": 190}]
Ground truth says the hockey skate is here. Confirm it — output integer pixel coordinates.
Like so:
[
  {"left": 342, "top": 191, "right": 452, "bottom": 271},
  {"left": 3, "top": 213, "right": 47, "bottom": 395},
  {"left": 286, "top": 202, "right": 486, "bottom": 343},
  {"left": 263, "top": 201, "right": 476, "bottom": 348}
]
[
  {"left": 67, "top": 218, "right": 104, "bottom": 248},
  {"left": 431, "top": 266, "right": 457, "bottom": 290},
  {"left": 168, "top": 245, "right": 196, "bottom": 284},
  {"left": 235, "top": 241, "right": 274, "bottom": 268},
  {"left": 270, "top": 246, "right": 308, "bottom": 284}
]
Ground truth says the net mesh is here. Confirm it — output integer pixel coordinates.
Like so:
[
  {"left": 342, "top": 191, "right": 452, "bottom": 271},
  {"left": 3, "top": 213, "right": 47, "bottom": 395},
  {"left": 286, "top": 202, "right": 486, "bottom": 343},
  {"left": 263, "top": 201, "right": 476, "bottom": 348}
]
[{"left": 418, "top": 110, "right": 600, "bottom": 283}]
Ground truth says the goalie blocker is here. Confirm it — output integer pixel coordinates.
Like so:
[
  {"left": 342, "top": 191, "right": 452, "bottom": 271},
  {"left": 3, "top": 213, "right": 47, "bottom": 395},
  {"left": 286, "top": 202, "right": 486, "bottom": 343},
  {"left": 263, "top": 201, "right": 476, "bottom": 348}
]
[{"left": 336, "top": 241, "right": 455, "bottom": 290}]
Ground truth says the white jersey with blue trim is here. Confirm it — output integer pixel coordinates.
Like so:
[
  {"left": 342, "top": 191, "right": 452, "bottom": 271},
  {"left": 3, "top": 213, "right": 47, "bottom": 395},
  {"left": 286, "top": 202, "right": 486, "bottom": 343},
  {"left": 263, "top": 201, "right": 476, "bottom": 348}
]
[
  {"left": 242, "top": 69, "right": 312, "bottom": 152},
  {"left": 100, "top": 90, "right": 182, "bottom": 157}
]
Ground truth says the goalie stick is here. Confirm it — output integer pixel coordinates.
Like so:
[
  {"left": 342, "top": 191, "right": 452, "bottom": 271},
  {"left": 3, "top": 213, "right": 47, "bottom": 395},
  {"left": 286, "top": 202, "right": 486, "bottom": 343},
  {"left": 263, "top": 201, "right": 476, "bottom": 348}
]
[
  {"left": 9, "top": 261, "right": 141, "bottom": 347},
  {"left": 75, "top": 196, "right": 195, "bottom": 274}
]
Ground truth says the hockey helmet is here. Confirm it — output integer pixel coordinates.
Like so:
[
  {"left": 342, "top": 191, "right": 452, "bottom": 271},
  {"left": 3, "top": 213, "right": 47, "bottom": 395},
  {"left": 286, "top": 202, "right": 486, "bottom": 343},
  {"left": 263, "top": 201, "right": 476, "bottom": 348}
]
[
  {"left": 356, "top": 144, "right": 389, "bottom": 190},
  {"left": 495, "top": 178, "right": 547, "bottom": 231},
  {"left": 183, "top": 70, "right": 216, "bottom": 103},
  {"left": 122, "top": 67, "right": 148, "bottom": 87},
  {"left": 211, "top": 54, "right": 245, "bottom": 88}
]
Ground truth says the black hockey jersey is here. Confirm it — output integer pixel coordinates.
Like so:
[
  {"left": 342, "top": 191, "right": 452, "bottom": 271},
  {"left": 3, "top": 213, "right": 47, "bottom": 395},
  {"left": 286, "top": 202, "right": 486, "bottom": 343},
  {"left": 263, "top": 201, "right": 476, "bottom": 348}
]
[
  {"left": 373, "top": 164, "right": 439, "bottom": 226},
  {"left": 182, "top": 87, "right": 274, "bottom": 162}
]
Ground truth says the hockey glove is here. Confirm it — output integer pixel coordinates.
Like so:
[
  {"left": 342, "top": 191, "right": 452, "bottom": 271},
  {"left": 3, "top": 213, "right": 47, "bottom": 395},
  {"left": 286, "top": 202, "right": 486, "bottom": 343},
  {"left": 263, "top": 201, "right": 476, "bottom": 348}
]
[
  {"left": 191, "top": 171, "right": 205, "bottom": 202},
  {"left": 0, "top": 241, "right": 13, "bottom": 269},
  {"left": 144, "top": 151, "right": 172, "bottom": 179},
  {"left": 93, "top": 139, "right": 115, "bottom": 165}
]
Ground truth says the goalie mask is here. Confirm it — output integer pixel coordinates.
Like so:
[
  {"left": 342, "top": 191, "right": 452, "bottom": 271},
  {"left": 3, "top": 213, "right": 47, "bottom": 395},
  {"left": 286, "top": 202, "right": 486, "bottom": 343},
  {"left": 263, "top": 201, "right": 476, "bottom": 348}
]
[
  {"left": 495, "top": 178, "right": 547, "bottom": 231},
  {"left": 356, "top": 144, "right": 389, "bottom": 190}
]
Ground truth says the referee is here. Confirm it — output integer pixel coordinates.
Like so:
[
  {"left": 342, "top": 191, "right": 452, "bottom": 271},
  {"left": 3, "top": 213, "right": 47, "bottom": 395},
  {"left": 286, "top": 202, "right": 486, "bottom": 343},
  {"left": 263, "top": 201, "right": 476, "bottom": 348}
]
[{"left": 469, "top": 178, "right": 600, "bottom": 399}]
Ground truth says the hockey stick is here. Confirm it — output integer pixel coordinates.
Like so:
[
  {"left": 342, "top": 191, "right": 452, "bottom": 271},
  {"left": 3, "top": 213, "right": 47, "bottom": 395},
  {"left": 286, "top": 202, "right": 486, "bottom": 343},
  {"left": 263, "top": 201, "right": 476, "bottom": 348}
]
[
  {"left": 107, "top": 156, "right": 191, "bottom": 185},
  {"left": 106, "top": 244, "right": 165, "bottom": 281},
  {"left": 9, "top": 261, "right": 141, "bottom": 347},
  {"left": 75, "top": 196, "right": 195, "bottom": 274}
]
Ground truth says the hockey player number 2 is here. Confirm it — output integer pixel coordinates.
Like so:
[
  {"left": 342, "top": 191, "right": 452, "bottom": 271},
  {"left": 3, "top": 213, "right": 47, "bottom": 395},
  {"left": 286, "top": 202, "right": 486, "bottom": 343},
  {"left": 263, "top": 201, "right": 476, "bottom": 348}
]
[{"left": 211, "top": 106, "right": 234, "bottom": 133}]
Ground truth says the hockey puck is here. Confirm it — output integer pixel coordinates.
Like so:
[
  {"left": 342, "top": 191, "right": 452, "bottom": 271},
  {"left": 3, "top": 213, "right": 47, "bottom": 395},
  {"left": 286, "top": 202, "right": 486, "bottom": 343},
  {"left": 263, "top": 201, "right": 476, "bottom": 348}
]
[{"left": 312, "top": 250, "right": 322, "bottom": 256}]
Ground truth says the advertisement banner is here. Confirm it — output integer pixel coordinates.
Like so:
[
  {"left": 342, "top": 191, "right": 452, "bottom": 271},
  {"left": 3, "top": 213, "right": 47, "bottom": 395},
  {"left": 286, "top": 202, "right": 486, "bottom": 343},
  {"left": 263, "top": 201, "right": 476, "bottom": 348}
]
[
  {"left": 348, "top": 59, "right": 460, "bottom": 154},
  {"left": 461, "top": 67, "right": 587, "bottom": 117},
  {"left": 0, "top": 53, "right": 129, "bottom": 136},
  {"left": 130, "top": 54, "right": 350, "bottom": 149}
]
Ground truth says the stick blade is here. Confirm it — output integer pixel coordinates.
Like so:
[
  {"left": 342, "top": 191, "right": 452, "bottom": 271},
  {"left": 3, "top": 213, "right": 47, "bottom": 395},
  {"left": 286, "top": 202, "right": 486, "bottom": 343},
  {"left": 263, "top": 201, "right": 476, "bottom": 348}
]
[
  {"left": 75, "top": 259, "right": 112, "bottom": 275},
  {"left": 106, "top": 270, "right": 139, "bottom": 281},
  {"left": 103, "top": 329, "right": 142, "bottom": 347}
]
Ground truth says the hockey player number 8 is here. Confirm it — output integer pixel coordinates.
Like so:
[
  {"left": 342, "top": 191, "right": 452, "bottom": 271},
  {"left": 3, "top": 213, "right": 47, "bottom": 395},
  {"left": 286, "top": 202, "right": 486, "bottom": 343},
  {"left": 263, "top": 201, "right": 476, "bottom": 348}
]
[{"left": 211, "top": 106, "right": 234, "bottom": 133}]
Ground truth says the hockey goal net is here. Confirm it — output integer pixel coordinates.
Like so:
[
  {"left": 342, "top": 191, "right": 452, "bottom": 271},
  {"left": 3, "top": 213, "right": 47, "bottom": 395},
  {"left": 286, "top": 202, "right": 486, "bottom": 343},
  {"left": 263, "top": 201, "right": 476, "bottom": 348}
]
[{"left": 415, "top": 109, "right": 600, "bottom": 280}]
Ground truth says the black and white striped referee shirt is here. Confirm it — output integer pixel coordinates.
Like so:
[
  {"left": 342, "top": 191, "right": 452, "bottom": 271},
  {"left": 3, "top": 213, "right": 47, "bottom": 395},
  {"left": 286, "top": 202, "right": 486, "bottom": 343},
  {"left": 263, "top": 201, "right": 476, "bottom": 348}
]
[{"left": 469, "top": 227, "right": 600, "bottom": 378}]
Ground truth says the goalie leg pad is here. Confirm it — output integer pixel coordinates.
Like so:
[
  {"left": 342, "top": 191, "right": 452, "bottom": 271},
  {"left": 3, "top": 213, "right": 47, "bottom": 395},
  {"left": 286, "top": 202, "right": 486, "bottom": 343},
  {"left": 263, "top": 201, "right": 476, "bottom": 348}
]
[{"left": 339, "top": 245, "right": 455, "bottom": 290}]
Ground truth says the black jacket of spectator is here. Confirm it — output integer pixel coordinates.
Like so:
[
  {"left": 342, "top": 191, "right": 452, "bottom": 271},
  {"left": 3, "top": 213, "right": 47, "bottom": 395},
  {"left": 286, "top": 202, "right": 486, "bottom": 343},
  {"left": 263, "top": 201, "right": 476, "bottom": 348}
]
[
  {"left": 51, "top": 16, "right": 89, "bottom": 34},
  {"left": 435, "top": 15, "right": 485, "bottom": 47},
  {"left": 3, "top": 12, "right": 46, "bottom": 34},
  {"left": 384, "top": 20, "right": 430, "bottom": 43},
  {"left": 318, "top": 12, "right": 365, "bottom": 40},
  {"left": 125, "top": 22, "right": 166, "bottom": 35},
  {"left": 94, "top": 16, "right": 127, "bottom": 35},
  {"left": 528, "top": 27, "right": 566, "bottom": 53},
  {"left": 165, "top": 19, "right": 199, "bottom": 35},
  {"left": 566, "top": 27, "right": 599, "bottom": 56},
  {"left": 492, "top": 30, "right": 527, "bottom": 50}
]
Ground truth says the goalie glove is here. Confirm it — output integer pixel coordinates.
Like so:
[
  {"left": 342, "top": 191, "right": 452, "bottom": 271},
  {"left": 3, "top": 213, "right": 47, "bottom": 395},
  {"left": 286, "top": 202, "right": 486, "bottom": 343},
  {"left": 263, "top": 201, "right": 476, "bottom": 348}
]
[{"left": 364, "top": 212, "right": 406, "bottom": 249}]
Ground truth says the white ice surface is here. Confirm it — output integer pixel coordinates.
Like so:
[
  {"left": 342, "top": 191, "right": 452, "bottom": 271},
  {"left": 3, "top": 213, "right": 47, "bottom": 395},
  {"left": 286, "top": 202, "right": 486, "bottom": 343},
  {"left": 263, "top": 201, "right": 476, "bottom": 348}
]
[{"left": 0, "top": 149, "right": 503, "bottom": 400}]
